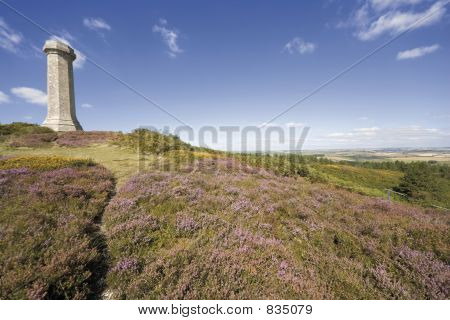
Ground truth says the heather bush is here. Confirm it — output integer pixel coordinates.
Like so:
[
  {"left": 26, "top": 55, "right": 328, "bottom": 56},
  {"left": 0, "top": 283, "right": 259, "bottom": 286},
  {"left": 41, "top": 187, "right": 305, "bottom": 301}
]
[
  {"left": 0, "top": 157, "right": 115, "bottom": 299},
  {"left": 104, "top": 162, "right": 449, "bottom": 299},
  {"left": 7, "top": 132, "right": 58, "bottom": 148},
  {"left": 56, "top": 131, "right": 120, "bottom": 147}
]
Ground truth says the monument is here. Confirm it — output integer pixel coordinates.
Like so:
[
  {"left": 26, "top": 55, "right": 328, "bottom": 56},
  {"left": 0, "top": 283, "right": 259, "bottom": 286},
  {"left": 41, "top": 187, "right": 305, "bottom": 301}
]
[{"left": 42, "top": 40, "right": 83, "bottom": 131}]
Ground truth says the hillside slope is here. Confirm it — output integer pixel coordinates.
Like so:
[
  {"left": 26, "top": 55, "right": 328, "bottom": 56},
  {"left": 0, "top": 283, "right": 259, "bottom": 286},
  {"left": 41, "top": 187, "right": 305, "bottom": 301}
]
[
  {"left": 1, "top": 125, "right": 449, "bottom": 299},
  {"left": 104, "top": 159, "right": 449, "bottom": 299}
]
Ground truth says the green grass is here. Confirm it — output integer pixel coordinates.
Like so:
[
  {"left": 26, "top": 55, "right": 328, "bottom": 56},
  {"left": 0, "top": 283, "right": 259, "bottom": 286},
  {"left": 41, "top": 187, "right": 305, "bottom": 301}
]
[
  {"left": 309, "top": 163, "right": 404, "bottom": 197},
  {"left": 0, "top": 144, "right": 149, "bottom": 187}
]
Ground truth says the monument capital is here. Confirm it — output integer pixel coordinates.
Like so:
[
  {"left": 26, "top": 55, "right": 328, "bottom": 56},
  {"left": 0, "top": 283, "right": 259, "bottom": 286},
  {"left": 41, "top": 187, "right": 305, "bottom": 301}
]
[{"left": 43, "top": 40, "right": 76, "bottom": 61}]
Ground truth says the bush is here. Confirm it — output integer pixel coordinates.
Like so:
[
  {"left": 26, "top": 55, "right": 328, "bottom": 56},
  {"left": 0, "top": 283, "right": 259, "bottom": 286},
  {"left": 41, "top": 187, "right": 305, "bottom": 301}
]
[
  {"left": 56, "top": 131, "right": 120, "bottom": 147},
  {"left": 0, "top": 156, "right": 95, "bottom": 171},
  {"left": 394, "top": 162, "right": 448, "bottom": 207},
  {"left": 0, "top": 122, "right": 54, "bottom": 137},
  {"left": 8, "top": 132, "right": 58, "bottom": 148},
  {"left": 114, "top": 129, "right": 193, "bottom": 154},
  {"left": 0, "top": 123, "right": 119, "bottom": 148},
  {"left": 0, "top": 122, "right": 54, "bottom": 144}
]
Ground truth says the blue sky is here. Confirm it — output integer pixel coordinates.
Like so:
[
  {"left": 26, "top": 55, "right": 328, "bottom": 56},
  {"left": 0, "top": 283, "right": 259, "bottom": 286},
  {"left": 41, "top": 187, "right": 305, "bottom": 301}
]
[{"left": 0, "top": 0, "right": 449, "bottom": 150}]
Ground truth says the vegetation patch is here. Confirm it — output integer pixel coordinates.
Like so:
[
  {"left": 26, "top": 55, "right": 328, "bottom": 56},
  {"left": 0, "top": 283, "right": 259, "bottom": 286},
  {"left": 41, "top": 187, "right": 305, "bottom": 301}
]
[
  {"left": 0, "top": 156, "right": 96, "bottom": 171},
  {"left": 0, "top": 157, "right": 115, "bottom": 299},
  {"left": 0, "top": 122, "right": 54, "bottom": 138},
  {"left": 56, "top": 131, "right": 120, "bottom": 147},
  {"left": 104, "top": 160, "right": 449, "bottom": 299},
  {"left": 1, "top": 122, "right": 119, "bottom": 148},
  {"left": 114, "top": 128, "right": 194, "bottom": 154}
]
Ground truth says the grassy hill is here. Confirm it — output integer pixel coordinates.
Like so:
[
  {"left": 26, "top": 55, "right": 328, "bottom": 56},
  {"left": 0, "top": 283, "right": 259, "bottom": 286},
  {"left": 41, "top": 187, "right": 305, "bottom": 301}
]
[{"left": 0, "top": 123, "right": 448, "bottom": 299}]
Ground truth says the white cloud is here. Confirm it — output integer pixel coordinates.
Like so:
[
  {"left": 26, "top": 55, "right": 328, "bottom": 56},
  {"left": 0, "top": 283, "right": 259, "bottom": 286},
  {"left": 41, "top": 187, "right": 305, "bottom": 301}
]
[
  {"left": 0, "top": 17, "right": 23, "bottom": 53},
  {"left": 83, "top": 17, "right": 111, "bottom": 31},
  {"left": 11, "top": 87, "right": 47, "bottom": 106},
  {"left": 72, "top": 51, "right": 86, "bottom": 69},
  {"left": 355, "top": 3, "right": 371, "bottom": 27},
  {"left": 153, "top": 20, "right": 183, "bottom": 58},
  {"left": 326, "top": 125, "right": 448, "bottom": 146},
  {"left": 370, "top": 0, "right": 427, "bottom": 11},
  {"left": 81, "top": 103, "right": 93, "bottom": 108},
  {"left": 397, "top": 43, "right": 440, "bottom": 59},
  {"left": 0, "top": 90, "right": 10, "bottom": 104},
  {"left": 50, "top": 35, "right": 86, "bottom": 69},
  {"left": 285, "top": 122, "right": 305, "bottom": 127},
  {"left": 283, "top": 37, "right": 317, "bottom": 55},
  {"left": 354, "top": 126, "right": 380, "bottom": 136},
  {"left": 357, "top": 1, "right": 448, "bottom": 40}
]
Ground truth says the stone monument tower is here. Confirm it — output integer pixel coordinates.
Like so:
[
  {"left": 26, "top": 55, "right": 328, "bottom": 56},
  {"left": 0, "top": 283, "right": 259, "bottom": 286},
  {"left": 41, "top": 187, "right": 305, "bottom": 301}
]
[{"left": 42, "top": 40, "right": 82, "bottom": 131}]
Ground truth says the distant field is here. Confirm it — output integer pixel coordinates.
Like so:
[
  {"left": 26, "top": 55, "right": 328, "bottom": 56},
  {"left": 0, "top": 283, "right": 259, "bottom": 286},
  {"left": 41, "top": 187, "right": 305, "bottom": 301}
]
[{"left": 313, "top": 150, "right": 450, "bottom": 163}]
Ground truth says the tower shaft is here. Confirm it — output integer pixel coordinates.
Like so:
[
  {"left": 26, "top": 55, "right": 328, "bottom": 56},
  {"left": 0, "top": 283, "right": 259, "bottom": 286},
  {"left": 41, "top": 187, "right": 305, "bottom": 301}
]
[{"left": 42, "top": 40, "right": 82, "bottom": 131}]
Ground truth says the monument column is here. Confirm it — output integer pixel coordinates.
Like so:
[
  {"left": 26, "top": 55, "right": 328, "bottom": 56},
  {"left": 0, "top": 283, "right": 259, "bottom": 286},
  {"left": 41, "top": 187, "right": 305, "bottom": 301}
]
[{"left": 42, "top": 40, "right": 82, "bottom": 131}]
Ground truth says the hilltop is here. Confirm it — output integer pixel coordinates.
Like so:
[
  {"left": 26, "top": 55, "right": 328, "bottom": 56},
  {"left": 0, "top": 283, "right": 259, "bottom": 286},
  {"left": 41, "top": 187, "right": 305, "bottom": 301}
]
[{"left": 0, "top": 123, "right": 448, "bottom": 299}]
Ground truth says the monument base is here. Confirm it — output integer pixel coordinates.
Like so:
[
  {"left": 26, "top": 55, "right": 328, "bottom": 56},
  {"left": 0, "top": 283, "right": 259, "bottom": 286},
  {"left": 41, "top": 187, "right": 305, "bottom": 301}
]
[{"left": 42, "top": 118, "right": 83, "bottom": 132}]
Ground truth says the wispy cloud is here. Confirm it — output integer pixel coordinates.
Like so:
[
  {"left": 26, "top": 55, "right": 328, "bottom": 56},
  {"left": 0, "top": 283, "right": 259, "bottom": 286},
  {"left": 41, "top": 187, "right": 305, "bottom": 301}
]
[
  {"left": 283, "top": 37, "right": 317, "bottom": 55},
  {"left": 11, "top": 87, "right": 47, "bottom": 106},
  {"left": 81, "top": 103, "right": 93, "bottom": 108},
  {"left": 0, "top": 17, "right": 23, "bottom": 53},
  {"left": 0, "top": 90, "right": 10, "bottom": 104},
  {"left": 152, "top": 19, "right": 183, "bottom": 58},
  {"left": 328, "top": 126, "right": 380, "bottom": 138},
  {"left": 83, "top": 17, "right": 111, "bottom": 31},
  {"left": 357, "top": 1, "right": 448, "bottom": 40},
  {"left": 50, "top": 34, "right": 86, "bottom": 69},
  {"left": 370, "top": 0, "right": 427, "bottom": 11},
  {"left": 285, "top": 122, "right": 305, "bottom": 127},
  {"left": 326, "top": 125, "right": 448, "bottom": 146},
  {"left": 339, "top": 1, "right": 448, "bottom": 41},
  {"left": 397, "top": 43, "right": 440, "bottom": 59}
]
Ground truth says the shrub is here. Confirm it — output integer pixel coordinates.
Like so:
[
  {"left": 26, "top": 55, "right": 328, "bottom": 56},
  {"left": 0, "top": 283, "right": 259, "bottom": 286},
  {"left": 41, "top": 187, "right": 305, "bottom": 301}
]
[
  {"left": 56, "top": 131, "right": 120, "bottom": 147},
  {"left": 8, "top": 132, "right": 58, "bottom": 147},
  {"left": 0, "top": 156, "right": 95, "bottom": 171},
  {"left": 0, "top": 122, "right": 54, "bottom": 137},
  {"left": 114, "top": 129, "right": 193, "bottom": 154}
]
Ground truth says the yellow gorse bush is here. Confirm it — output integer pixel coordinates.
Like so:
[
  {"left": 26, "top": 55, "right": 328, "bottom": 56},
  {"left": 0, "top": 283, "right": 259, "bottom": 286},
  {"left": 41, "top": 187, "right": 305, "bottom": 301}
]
[{"left": 0, "top": 156, "right": 95, "bottom": 171}]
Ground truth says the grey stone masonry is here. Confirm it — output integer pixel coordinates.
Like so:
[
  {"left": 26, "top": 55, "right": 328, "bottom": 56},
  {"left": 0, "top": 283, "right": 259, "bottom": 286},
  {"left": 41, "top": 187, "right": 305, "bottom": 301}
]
[{"left": 42, "top": 40, "right": 83, "bottom": 131}]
